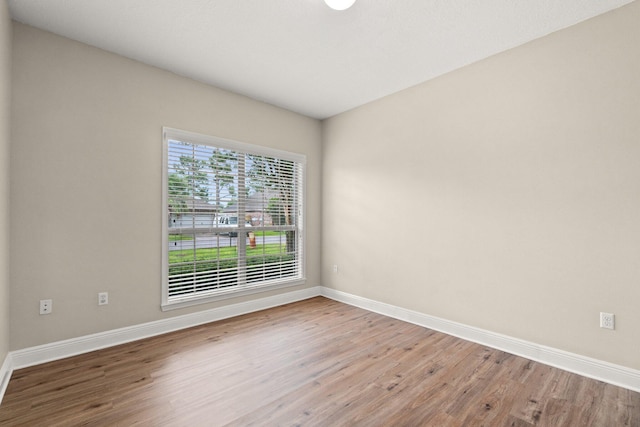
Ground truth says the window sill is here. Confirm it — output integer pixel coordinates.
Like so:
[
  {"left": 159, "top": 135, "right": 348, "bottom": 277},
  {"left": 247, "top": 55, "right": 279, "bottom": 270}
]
[{"left": 161, "top": 278, "right": 306, "bottom": 311}]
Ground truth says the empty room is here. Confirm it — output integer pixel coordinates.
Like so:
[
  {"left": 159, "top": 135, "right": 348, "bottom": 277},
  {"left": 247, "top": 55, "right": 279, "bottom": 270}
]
[{"left": 0, "top": 0, "right": 639, "bottom": 425}]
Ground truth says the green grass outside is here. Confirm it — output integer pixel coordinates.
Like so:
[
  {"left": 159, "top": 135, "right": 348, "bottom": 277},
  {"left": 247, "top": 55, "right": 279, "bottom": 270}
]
[
  {"left": 169, "top": 234, "right": 194, "bottom": 241},
  {"left": 169, "top": 243, "right": 287, "bottom": 265},
  {"left": 169, "top": 231, "right": 283, "bottom": 242}
]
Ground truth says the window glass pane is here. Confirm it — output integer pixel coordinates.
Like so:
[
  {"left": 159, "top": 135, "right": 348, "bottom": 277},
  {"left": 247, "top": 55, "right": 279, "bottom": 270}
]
[{"left": 163, "top": 129, "right": 304, "bottom": 306}]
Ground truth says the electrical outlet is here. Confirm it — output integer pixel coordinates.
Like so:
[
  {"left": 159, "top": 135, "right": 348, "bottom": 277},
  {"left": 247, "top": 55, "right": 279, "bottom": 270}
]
[
  {"left": 600, "top": 312, "right": 615, "bottom": 330},
  {"left": 98, "top": 292, "right": 109, "bottom": 306},
  {"left": 333, "top": 264, "right": 338, "bottom": 273},
  {"left": 40, "top": 299, "right": 52, "bottom": 315}
]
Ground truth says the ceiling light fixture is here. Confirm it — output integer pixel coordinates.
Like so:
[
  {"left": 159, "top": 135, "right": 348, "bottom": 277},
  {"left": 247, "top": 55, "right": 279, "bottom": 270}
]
[{"left": 324, "top": 0, "right": 356, "bottom": 11}]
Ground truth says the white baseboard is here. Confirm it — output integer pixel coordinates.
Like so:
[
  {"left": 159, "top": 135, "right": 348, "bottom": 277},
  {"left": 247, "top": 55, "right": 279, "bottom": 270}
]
[
  {"left": 10, "top": 286, "right": 321, "bottom": 371},
  {"left": 0, "top": 352, "right": 12, "bottom": 404},
  {"left": 321, "top": 287, "right": 640, "bottom": 393}
]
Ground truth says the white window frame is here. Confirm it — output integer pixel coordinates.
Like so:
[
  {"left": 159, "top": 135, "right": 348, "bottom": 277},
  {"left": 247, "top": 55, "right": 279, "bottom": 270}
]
[{"left": 162, "top": 127, "right": 306, "bottom": 310}]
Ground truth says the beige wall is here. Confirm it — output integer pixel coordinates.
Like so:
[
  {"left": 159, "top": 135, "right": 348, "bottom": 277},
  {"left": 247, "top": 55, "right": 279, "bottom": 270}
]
[
  {"left": 0, "top": 0, "right": 10, "bottom": 361},
  {"left": 10, "top": 23, "right": 322, "bottom": 350},
  {"left": 8, "top": 2, "right": 640, "bottom": 373},
  {"left": 322, "top": 2, "right": 640, "bottom": 370}
]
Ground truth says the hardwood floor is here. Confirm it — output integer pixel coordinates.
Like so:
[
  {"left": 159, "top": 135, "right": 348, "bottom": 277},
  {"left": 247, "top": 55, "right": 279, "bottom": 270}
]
[{"left": 0, "top": 297, "right": 638, "bottom": 426}]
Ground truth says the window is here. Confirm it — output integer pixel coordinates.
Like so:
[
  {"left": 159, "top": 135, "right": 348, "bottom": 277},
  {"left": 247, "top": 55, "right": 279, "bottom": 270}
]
[{"left": 162, "top": 128, "right": 305, "bottom": 309}]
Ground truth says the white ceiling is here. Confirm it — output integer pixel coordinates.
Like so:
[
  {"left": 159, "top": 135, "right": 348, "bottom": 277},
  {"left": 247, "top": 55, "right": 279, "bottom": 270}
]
[{"left": 8, "top": 0, "right": 635, "bottom": 119}]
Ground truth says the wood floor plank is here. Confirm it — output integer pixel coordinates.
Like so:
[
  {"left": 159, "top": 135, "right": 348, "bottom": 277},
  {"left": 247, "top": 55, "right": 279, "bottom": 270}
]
[{"left": 0, "top": 297, "right": 638, "bottom": 426}]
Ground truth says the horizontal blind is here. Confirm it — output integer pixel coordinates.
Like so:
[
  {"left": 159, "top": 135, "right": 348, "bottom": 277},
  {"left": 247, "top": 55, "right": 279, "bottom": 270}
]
[{"left": 164, "top": 128, "right": 304, "bottom": 305}]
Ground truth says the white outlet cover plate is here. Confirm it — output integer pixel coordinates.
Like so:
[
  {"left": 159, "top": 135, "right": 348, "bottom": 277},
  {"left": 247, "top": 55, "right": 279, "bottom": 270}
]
[
  {"left": 600, "top": 312, "right": 615, "bottom": 329},
  {"left": 98, "top": 292, "right": 108, "bottom": 305},
  {"left": 39, "top": 299, "right": 52, "bottom": 314}
]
